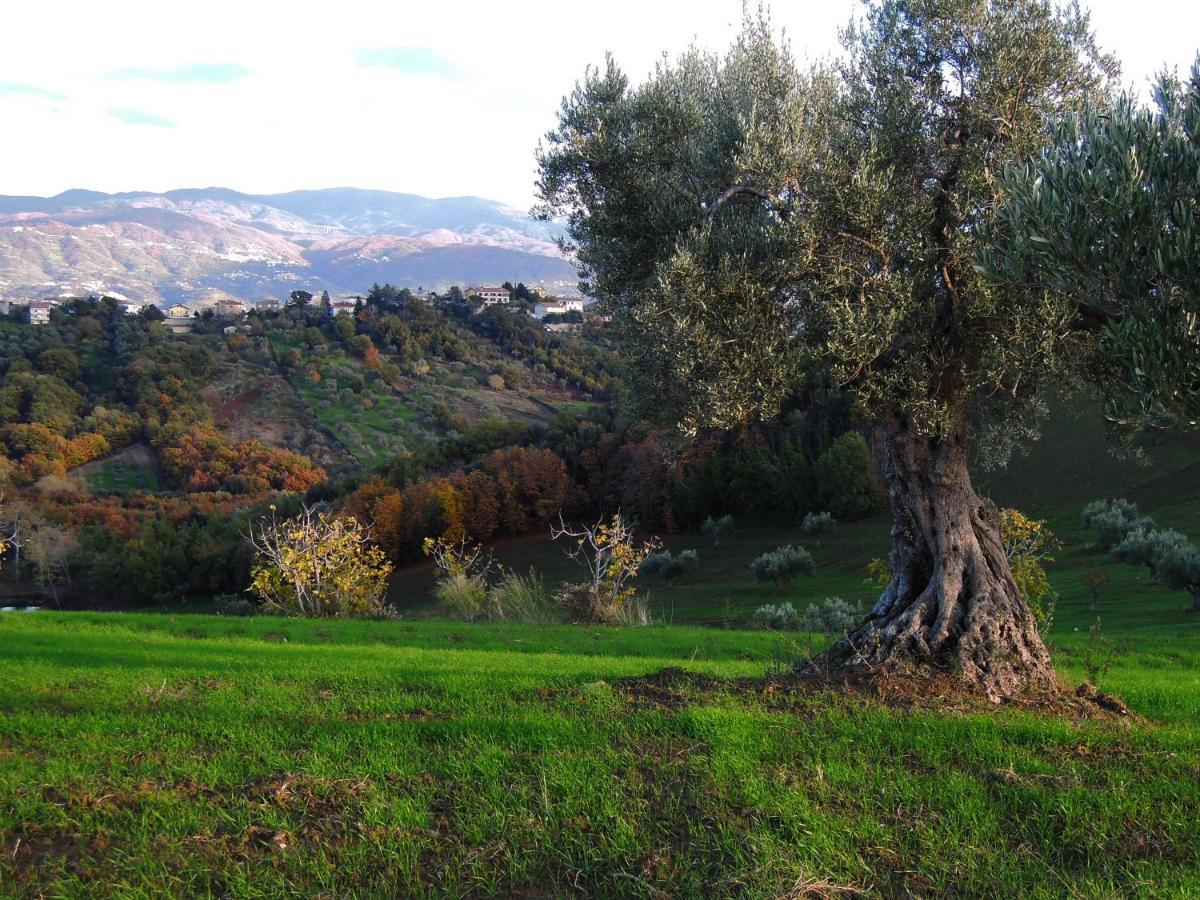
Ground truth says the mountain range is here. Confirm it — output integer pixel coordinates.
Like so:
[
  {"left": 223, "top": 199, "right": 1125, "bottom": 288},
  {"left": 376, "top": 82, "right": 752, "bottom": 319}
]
[{"left": 0, "top": 187, "right": 578, "bottom": 305}]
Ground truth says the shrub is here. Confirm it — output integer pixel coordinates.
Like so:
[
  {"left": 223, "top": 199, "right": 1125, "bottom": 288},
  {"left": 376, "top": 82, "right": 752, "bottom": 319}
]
[
  {"left": 701, "top": 514, "right": 735, "bottom": 546},
  {"left": 639, "top": 549, "right": 700, "bottom": 586},
  {"left": 751, "top": 601, "right": 802, "bottom": 630},
  {"left": 1081, "top": 498, "right": 1152, "bottom": 549},
  {"left": 750, "top": 545, "right": 815, "bottom": 590},
  {"left": 554, "top": 582, "right": 652, "bottom": 625},
  {"left": 214, "top": 593, "right": 257, "bottom": 617},
  {"left": 800, "top": 511, "right": 837, "bottom": 537},
  {"left": 246, "top": 505, "right": 392, "bottom": 617},
  {"left": 489, "top": 569, "right": 556, "bottom": 623},
  {"left": 434, "top": 572, "right": 489, "bottom": 621},
  {"left": 1000, "top": 508, "right": 1060, "bottom": 632},
  {"left": 552, "top": 513, "right": 659, "bottom": 624},
  {"left": 799, "top": 596, "right": 863, "bottom": 635}
]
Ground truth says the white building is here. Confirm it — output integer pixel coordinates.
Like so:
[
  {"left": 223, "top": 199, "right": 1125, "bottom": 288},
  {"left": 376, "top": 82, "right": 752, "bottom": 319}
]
[
  {"left": 473, "top": 286, "right": 511, "bottom": 306},
  {"left": 27, "top": 300, "right": 55, "bottom": 325},
  {"left": 329, "top": 299, "right": 358, "bottom": 316},
  {"left": 533, "top": 298, "right": 586, "bottom": 319},
  {"left": 166, "top": 303, "right": 192, "bottom": 318}
]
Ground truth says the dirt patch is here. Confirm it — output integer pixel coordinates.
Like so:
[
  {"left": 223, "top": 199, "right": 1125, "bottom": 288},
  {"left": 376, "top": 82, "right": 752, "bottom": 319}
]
[
  {"left": 209, "top": 382, "right": 270, "bottom": 423},
  {"left": 609, "top": 667, "right": 1141, "bottom": 723}
]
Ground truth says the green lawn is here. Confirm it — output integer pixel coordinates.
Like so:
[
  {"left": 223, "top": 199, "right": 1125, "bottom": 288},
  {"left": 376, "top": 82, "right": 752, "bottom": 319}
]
[
  {"left": 73, "top": 445, "right": 161, "bottom": 495},
  {"left": 1, "top": 611, "right": 1197, "bottom": 896}
]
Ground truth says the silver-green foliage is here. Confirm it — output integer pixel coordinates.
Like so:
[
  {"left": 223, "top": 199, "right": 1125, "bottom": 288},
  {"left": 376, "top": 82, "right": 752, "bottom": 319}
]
[
  {"left": 1081, "top": 498, "right": 1153, "bottom": 549},
  {"left": 750, "top": 601, "right": 802, "bottom": 630},
  {"left": 799, "top": 597, "right": 865, "bottom": 637},
  {"left": 985, "top": 63, "right": 1200, "bottom": 431},
  {"left": 800, "top": 511, "right": 837, "bottom": 537},
  {"left": 750, "top": 545, "right": 815, "bottom": 590},
  {"left": 536, "top": 1, "right": 1114, "bottom": 437},
  {"left": 639, "top": 549, "right": 700, "bottom": 585},
  {"left": 701, "top": 515, "right": 735, "bottom": 545}
]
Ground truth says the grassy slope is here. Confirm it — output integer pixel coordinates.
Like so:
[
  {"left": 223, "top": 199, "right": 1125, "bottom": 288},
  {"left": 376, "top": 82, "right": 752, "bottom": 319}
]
[
  {"left": 0, "top": 612, "right": 1196, "bottom": 897},
  {"left": 391, "top": 397, "right": 1200, "bottom": 636}
]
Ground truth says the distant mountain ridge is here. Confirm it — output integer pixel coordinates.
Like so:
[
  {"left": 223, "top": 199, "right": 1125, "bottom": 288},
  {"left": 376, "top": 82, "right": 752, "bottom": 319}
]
[{"left": 0, "top": 187, "right": 577, "bottom": 304}]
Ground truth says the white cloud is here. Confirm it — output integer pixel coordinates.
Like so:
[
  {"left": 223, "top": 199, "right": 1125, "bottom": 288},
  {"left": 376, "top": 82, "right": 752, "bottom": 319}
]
[{"left": 0, "top": 0, "right": 1194, "bottom": 207}]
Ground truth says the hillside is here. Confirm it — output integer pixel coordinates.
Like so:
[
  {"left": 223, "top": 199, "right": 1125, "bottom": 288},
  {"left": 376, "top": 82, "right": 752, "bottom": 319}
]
[{"left": 0, "top": 188, "right": 578, "bottom": 304}]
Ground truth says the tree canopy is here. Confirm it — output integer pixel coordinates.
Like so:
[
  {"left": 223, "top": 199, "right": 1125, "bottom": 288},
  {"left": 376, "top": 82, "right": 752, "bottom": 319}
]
[
  {"left": 536, "top": 0, "right": 1121, "bottom": 698},
  {"left": 984, "top": 61, "right": 1200, "bottom": 431}
]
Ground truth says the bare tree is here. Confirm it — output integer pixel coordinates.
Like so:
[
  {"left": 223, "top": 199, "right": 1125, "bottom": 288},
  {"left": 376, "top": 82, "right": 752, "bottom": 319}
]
[
  {"left": 26, "top": 525, "right": 76, "bottom": 608},
  {"left": 551, "top": 513, "right": 659, "bottom": 623}
]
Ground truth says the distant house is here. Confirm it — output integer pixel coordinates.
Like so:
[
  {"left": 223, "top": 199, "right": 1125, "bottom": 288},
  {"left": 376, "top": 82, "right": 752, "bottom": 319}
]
[
  {"left": 329, "top": 299, "right": 358, "bottom": 316},
  {"left": 533, "top": 298, "right": 586, "bottom": 319},
  {"left": 215, "top": 297, "right": 249, "bottom": 317},
  {"left": 256, "top": 296, "right": 282, "bottom": 312},
  {"left": 472, "top": 286, "right": 511, "bottom": 307},
  {"left": 27, "top": 300, "right": 55, "bottom": 325},
  {"left": 166, "top": 303, "right": 192, "bottom": 318}
]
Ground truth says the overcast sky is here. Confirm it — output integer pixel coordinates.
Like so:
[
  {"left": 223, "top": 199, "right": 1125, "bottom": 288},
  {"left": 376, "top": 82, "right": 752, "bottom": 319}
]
[{"left": 1, "top": 0, "right": 1196, "bottom": 209}]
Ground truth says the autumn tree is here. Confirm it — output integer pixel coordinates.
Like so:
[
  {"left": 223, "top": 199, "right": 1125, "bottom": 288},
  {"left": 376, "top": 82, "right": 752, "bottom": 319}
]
[{"left": 536, "top": 1, "right": 1116, "bottom": 697}]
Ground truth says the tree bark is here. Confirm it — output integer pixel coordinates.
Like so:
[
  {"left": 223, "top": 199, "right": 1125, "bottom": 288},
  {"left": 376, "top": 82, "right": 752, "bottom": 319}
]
[{"left": 810, "top": 410, "right": 1058, "bottom": 701}]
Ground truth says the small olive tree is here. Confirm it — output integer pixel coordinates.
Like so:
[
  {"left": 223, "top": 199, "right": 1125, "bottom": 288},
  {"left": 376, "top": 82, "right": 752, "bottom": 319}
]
[
  {"left": 751, "top": 545, "right": 815, "bottom": 592},
  {"left": 639, "top": 549, "right": 700, "bottom": 587},
  {"left": 701, "top": 514, "right": 735, "bottom": 546}
]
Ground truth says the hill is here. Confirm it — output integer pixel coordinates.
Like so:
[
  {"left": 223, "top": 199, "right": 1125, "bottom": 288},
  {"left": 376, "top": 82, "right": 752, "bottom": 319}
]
[{"left": 0, "top": 187, "right": 578, "bottom": 304}]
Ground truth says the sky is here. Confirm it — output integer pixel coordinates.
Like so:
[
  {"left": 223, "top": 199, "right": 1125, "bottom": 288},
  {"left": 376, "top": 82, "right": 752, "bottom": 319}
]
[{"left": 1, "top": 0, "right": 1196, "bottom": 210}]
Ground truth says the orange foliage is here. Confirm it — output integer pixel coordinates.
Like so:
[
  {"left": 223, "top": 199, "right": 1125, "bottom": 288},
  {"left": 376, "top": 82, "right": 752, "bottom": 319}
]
[{"left": 160, "top": 427, "right": 325, "bottom": 495}]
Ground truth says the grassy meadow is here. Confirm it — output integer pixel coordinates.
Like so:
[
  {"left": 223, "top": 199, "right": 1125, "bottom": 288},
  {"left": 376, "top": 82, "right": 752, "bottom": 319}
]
[
  {"left": 1, "top": 611, "right": 1197, "bottom": 897},
  {"left": 3, "top": 403, "right": 1199, "bottom": 895}
]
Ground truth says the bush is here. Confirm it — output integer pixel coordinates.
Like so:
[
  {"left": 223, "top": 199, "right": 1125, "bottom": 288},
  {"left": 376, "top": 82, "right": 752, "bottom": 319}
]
[
  {"left": 214, "top": 593, "right": 257, "bottom": 617},
  {"left": 798, "top": 596, "right": 863, "bottom": 635},
  {"left": 639, "top": 549, "right": 700, "bottom": 586},
  {"left": 434, "top": 573, "right": 489, "bottom": 621},
  {"left": 1081, "top": 498, "right": 1152, "bottom": 549},
  {"left": 247, "top": 506, "right": 392, "bottom": 618},
  {"left": 554, "top": 582, "right": 652, "bottom": 626},
  {"left": 750, "top": 545, "right": 815, "bottom": 590},
  {"left": 701, "top": 514, "right": 735, "bottom": 546},
  {"left": 800, "top": 511, "right": 837, "bottom": 536},
  {"left": 751, "top": 601, "right": 802, "bottom": 630},
  {"left": 489, "top": 569, "right": 556, "bottom": 622}
]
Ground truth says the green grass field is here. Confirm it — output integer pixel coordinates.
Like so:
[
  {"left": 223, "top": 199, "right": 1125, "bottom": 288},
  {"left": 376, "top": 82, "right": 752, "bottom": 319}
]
[
  {"left": 72, "top": 445, "right": 161, "bottom": 495},
  {"left": 0, "top": 612, "right": 1196, "bottom": 896}
]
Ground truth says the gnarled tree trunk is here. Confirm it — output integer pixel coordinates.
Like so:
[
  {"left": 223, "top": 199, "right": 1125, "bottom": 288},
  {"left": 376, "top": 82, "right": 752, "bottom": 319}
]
[{"left": 812, "top": 410, "right": 1058, "bottom": 701}]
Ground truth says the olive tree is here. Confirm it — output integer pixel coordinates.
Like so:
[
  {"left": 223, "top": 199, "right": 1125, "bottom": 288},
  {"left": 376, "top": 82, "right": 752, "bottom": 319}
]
[
  {"left": 537, "top": 2, "right": 1115, "bottom": 697},
  {"left": 984, "top": 62, "right": 1200, "bottom": 431}
]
